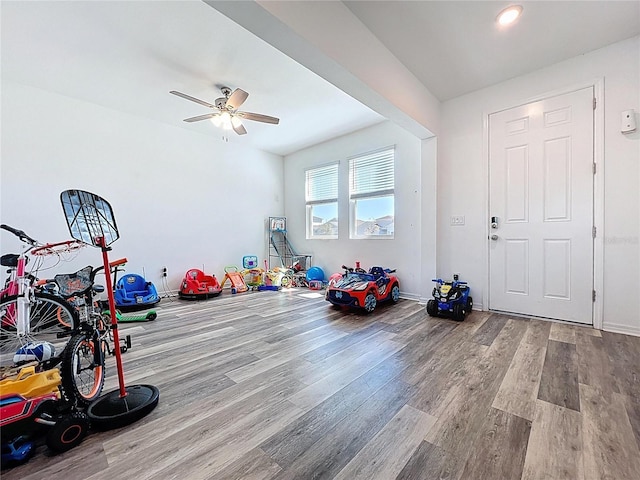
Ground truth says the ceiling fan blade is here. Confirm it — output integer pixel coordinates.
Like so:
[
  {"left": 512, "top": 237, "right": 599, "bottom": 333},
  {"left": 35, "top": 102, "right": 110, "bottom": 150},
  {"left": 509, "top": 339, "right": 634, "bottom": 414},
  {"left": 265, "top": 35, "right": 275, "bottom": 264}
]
[
  {"left": 183, "top": 113, "right": 217, "bottom": 123},
  {"left": 226, "top": 88, "right": 249, "bottom": 110},
  {"left": 170, "top": 91, "right": 217, "bottom": 109},
  {"left": 237, "top": 111, "right": 280, "bottom": 124},
  {"left": 232, "top": 117, "right": 247, "bottom": 135}
]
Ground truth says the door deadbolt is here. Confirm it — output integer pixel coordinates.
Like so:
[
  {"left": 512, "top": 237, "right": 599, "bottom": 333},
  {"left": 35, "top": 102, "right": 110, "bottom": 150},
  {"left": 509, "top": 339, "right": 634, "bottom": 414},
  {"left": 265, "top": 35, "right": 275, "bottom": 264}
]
[{"left": 491, "top": 234, "right": 499, "bottom": 241}]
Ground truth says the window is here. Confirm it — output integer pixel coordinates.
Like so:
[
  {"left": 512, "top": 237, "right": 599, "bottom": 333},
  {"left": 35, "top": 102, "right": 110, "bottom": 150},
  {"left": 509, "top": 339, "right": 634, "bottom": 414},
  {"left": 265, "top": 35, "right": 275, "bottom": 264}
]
[
  {"left": 349, "top": 146, "right": 395, "bottom": 239},
  {"left": 305, "top": 163, "right": 338, "bottom": 239}
]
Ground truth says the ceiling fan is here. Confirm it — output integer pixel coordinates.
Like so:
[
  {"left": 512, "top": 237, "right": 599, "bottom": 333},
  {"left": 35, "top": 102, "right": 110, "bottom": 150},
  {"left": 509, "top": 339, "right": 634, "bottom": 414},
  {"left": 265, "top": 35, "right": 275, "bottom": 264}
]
[{"left": 169, "top": 86, "right": 279, "bottom": 135}]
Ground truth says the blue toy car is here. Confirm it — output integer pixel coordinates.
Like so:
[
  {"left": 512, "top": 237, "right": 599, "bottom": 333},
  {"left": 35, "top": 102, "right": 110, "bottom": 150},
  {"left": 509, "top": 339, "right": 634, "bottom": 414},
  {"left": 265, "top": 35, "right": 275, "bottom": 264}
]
[
  {"left": 114, "top": 274, "right": 160, "bottom": 309},
  {"left": 426, "top": 275, "right": 472, "bottom": 321},
  {"left": 1, "top": 436, "right": 34, "bottom": 467}
]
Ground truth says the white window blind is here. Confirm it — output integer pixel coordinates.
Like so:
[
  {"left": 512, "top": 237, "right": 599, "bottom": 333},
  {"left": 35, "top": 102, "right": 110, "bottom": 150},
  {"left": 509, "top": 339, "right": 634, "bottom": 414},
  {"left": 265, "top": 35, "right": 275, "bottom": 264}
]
[
  {"left": 349, "top": 147, "right": 395, "bottom": 199},
  {"left": 306, "top": 163, "right": 338, "bottom": 204}
]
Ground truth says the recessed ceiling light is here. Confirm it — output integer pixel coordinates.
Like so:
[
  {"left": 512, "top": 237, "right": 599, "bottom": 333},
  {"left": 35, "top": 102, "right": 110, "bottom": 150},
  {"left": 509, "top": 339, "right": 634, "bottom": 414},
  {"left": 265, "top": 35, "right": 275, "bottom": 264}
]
[{"left": 497, "top": 5, "right": 523, "bottom": 26}]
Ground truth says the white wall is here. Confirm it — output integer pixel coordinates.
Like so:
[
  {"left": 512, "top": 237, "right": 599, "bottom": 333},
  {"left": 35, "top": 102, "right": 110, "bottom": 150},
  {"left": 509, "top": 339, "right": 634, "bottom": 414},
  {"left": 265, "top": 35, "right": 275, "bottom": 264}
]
[
  {"left": 283, "top": 121, "right": 434, "bottom": 297},
  {"left": 438, "top": 36, "right": 640, "bottom": 335},
  {"left": 0, "top": 81, "right": 284, "bottom": 290}
]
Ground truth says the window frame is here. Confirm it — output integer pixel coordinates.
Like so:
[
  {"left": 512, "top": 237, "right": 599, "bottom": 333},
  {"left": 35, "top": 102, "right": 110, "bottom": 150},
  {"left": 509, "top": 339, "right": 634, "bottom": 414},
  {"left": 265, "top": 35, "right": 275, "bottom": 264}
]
[
  {"left": 348, "top": 146, "right": 395, "bottom": 240},
  {"left": 305, "top": 162, "right": 339, "bottom": 240}
]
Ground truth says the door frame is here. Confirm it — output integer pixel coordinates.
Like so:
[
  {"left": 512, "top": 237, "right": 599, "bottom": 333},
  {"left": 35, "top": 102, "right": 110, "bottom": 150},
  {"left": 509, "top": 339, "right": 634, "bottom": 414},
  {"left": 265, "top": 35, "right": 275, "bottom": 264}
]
[{"left": 482, "top": 79, "right": 604, "bottom": 329}]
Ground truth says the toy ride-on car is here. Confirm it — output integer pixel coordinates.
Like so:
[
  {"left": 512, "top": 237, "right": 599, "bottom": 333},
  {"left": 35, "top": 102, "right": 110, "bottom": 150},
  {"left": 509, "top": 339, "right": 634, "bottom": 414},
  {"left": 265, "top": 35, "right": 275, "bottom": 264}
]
[
  {"left": 325, "top": 265, "right": 400, "bottom": 313},
  {"left": 1, "top": 365, "right": 90, "bottom": 467},
  {"left": 426, "top": 275, "right": 472, "bottom": 321},
  {"left": 179, "top": 269, "right": 222, "bottom": 299},
  {"left": 114, "top": 273, "right": 160, "bottom": 308}
]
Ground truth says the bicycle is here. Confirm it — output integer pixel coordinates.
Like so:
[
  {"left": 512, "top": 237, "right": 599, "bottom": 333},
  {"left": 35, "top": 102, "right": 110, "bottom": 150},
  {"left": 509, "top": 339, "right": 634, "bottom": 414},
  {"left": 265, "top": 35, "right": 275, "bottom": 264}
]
[
  {"left": 0, "top": 224, "right": 83, "bottom": 371},
  {"left": 49, "top": 260, "right": 132, "bottom": 406}
]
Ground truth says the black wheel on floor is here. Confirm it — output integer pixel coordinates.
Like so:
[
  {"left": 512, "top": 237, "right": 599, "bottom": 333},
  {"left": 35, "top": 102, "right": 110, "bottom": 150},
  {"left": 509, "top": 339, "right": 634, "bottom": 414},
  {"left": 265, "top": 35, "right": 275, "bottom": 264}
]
[
  {"left": 60, "top": 332, "right": 105, "bottom": 407},
  {"left": 46, "top": 411, "right": 90, "bottom": 453},
  {"left": 465, "top": 296, "right": 473, "bottom": 314},
  {"left": 426, "top": 299, "right": 438, "bottom": 316},
  {"left": 453, "top": 303, "right": 465, "bottom": 321}
]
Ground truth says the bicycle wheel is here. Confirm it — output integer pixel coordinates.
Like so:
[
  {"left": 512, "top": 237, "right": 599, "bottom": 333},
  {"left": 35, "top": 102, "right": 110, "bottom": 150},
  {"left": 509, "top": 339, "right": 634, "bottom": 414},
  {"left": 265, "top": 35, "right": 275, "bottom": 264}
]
[
  {"left": 60, "top": 332, "right": 105, "bottom": 406},
  {"left": 0, "top": 293, "right": 78, "bottom": 368}
]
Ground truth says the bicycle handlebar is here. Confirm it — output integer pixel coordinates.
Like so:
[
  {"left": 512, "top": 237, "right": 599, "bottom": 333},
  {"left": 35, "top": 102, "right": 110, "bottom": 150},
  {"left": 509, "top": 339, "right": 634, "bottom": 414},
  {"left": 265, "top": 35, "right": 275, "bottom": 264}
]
[
  {"left": 90, "top": 258, "right": 127, "bottom": 281},
  {"left": 1, "top": 224, "right": 38, "bottom": 246}
]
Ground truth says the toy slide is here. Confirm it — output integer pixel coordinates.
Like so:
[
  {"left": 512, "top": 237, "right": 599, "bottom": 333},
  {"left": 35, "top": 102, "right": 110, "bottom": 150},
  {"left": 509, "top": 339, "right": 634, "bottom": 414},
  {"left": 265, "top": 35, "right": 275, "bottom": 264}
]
[{"left": 220, "top": 266, "right": 248, "bottom": 293}]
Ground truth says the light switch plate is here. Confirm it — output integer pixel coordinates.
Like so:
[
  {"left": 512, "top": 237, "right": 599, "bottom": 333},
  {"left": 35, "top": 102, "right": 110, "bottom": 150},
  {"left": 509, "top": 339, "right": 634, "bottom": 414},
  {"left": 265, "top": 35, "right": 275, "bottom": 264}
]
[{"left": 451, "top": 215, "right": 465, "bottom": 226}]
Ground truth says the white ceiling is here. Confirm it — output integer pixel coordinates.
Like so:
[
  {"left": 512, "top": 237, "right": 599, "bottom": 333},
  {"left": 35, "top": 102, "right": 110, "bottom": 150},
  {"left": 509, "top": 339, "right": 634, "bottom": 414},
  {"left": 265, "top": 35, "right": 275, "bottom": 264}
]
[
  {"left": 2, "top": 1, "right": 639, "bottom": 156},
  {"left": 0, "top": 1, "right": 384, "bottom": 156},
  {"left": 344, "top": 0, "right": 640, "bottom": 101}
]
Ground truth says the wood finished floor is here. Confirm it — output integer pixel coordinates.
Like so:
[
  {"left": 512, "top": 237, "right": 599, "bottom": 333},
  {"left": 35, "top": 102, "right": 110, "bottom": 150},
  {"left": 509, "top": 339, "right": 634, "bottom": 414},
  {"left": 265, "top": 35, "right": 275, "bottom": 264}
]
[{"left": 3, "top": 290, "right": 640, "bottom": 480}]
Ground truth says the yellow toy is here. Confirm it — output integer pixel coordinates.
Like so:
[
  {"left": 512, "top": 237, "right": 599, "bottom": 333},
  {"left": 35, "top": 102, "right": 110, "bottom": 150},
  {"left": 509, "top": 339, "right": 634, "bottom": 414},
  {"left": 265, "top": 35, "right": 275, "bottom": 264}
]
[{"left": 0, "top": 365, "right": 61, "bottom": 399}]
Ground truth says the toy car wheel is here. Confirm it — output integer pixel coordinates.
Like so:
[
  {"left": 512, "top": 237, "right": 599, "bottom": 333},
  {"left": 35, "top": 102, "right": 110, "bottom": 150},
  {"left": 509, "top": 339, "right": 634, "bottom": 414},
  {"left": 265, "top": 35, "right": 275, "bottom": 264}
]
[
  {"left": 426, "top": 299, "right": 438, "bottom": 316},
  {"left": 364, "top": 293, "right": 377, "bottom": 313},
  {"left": 453, "top": 304, "right": 465, "bottom": 322},
  {"left": 390, "top": 284, "right": 400, "bottom": 303},
  {"left": 465, "top": 296, "right": 473, "bottom": 314},
  {"left": 46, "top": 411, "right": 90, "bottom": 453}
]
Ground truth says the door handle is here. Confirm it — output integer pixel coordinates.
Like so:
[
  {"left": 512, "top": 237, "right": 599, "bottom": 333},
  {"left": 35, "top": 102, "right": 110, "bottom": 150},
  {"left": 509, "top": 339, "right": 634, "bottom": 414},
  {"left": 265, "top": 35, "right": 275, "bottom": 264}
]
[{"left": 491, "top": 234, "right": 499, "bottom": 241}]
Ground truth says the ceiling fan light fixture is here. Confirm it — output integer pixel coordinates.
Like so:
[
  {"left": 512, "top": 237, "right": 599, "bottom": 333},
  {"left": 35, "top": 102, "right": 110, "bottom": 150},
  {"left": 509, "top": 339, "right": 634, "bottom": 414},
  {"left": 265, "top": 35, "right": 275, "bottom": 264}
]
[
  {"left": 210, "top": 115, "right": 222, "bottom": 127},
  {"left": 220, "top": 111, "right": 233, "bottom": 130},
  {"left": 497, "top": 5, "right": 522, "bottom": 26},
  {"left": 231, "top": 115, "right": 243, "bottom": 129}
]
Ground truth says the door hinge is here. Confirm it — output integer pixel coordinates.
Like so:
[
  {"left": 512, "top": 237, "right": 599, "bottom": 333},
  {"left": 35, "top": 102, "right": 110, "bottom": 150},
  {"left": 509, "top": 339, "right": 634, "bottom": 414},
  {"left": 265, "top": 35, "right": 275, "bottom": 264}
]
[
  {"left": 592, "top": 226, "right": 597, "bottom": 238},
  {"left": 593, "top": 163, "right": 596, "bottom": 174},
  {"left": 592, "top": 290, "right": 596, "bottom": 302},
  {"left": 593, "top": 98, "right": 597, "bottom": 110}
]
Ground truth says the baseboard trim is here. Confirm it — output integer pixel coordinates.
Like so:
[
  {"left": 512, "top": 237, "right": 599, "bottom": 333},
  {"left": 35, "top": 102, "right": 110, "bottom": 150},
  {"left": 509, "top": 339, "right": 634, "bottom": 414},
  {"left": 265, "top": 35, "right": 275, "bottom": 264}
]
[
  {"left": 602, "top": 322, "right": 640, "bottom": 338},
  {"left": 399, "top": 292, "right": 421, "bottom": 301}
]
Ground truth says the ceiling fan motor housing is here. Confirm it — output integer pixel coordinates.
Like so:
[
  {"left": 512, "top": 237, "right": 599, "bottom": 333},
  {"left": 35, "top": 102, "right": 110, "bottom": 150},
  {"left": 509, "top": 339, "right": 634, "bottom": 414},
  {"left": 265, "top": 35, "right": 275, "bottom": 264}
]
[{"left": 215, "top": 97, "right": 228, "bottom": 109}]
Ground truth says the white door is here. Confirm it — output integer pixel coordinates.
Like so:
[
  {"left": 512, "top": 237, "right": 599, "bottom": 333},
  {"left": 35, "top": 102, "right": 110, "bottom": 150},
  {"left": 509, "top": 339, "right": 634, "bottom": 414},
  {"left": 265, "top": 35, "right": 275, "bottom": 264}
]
[{"left": 489, "top": 87, "right": 594, "bottom": 324}]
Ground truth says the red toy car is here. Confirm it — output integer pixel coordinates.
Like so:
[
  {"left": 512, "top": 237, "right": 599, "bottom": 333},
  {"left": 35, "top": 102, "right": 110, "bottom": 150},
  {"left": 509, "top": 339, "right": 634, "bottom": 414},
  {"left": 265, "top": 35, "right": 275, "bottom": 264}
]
[
  {"left": 325, "top": 265, "right": 400, "bottom": 313},
  {"left": 178, "top": 269, "right": 222, "bottom": 299}
]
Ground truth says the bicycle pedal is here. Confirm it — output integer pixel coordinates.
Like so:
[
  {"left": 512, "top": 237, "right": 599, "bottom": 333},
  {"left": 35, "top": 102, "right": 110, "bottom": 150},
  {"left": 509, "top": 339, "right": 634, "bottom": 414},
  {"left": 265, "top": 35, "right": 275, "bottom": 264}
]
[{"left": 125, "top": 335, "right": 132, "bottom": 349}]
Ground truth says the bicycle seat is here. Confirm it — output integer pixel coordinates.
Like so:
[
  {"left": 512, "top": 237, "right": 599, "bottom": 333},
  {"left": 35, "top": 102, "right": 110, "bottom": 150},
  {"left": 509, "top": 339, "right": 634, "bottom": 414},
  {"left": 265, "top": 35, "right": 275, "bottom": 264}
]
[
  {"left": 54, "top": 266, "right": 94, "bottom": 298},
  {"left": 1, "top": 254, "right": 20, "bottom": 268}
]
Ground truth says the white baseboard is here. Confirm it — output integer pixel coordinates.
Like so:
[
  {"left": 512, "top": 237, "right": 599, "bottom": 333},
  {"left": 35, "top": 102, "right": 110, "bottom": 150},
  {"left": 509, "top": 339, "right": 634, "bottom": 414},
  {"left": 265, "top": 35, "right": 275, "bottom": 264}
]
[
  {"left": 399, "top": 292, "right": 421, "bottom": 301},
  {"left": 602, "top": 322, "right": 640, "bottom": 337}
]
